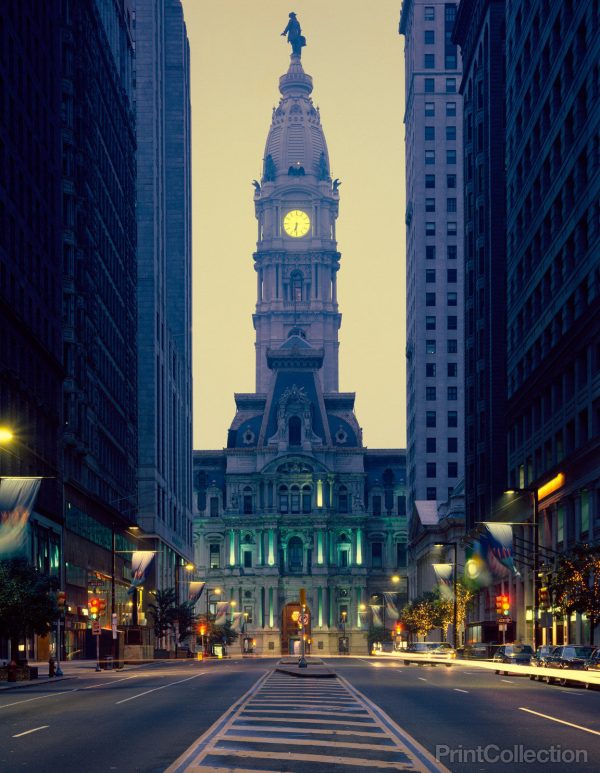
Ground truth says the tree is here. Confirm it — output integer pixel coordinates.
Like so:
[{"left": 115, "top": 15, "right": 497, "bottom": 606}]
[
  {"left": 172, "top": 601, "right": 199, "bottom": 643},
  {"left": 400, "top": 593, "right": 438, "bottom": 639},
  {"left": 431, "top": 581, "right": 475, "bottom": 640},
  {"left": 147, "top": 588, "right": 177, "bottom": 648},
  {"left": 0, "top": 558, "right": 59, "bottom": 661},
  {"left": 548, "top": 544, "right": 600, "bottom": 645},
  {"left": 207, "top": 620, "right": 238, "bottom": 650}
]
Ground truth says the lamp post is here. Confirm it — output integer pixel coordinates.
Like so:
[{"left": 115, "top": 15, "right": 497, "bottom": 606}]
[
  {"left": 434, "top": 542, "right": 458, "bottom": 649},
  {"left": 205, "top": 587, "right": 221, "bottom": 655}
]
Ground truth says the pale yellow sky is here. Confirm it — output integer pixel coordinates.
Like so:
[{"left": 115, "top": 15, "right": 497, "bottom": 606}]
[{"left": 182, "top": 0, "right": 406, "bottom": 450}]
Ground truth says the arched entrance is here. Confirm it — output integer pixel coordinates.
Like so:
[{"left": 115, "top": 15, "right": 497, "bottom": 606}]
[{"left": 281, "top": 602, "right": 311, "bottom": 655}]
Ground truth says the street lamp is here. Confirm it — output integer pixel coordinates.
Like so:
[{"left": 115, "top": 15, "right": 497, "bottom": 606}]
[
  {"left": 204, "top": 587, "right": 221, "bottom": 655},
  {"left": 434, "top": 542, "right": 458, "bottom": 649}
]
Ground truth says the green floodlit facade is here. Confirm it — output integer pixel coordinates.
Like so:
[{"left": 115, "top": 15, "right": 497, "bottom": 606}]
[{"left": 193, "top": 50, "right": 407, "bottom": 656}]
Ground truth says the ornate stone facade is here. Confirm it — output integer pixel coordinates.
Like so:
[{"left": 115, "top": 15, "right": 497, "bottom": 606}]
[{"left": 193, "top": 50, "right": 407, "bottom": 656}]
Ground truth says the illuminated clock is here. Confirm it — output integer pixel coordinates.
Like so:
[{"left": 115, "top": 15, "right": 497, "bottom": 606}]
[{"left": 283, "top": 209, "right": 311, "bottom": 238}]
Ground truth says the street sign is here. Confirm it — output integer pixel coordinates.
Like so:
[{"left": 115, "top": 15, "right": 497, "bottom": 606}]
[
  {"left": 112, "top": 613, "right": 118, "bottom": 640},
  {"left": 92, "top": 620, "right": 101, "bottom": 636},
  {"left": 300, "top": 614, "right": 309, "bottom": 626},
  {"left": 498, "top": 624, "right": 507, "bottom": 632},
  {"left": 497, "top": 617, "right": 512, "bottom": 624}
]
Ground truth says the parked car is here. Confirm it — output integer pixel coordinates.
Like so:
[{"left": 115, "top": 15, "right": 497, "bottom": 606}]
[
  {"left": 493, "top": 644, "right": 533, "bottom": 674},
  {"left": 403, "top": 642, "right": 450, "bottom": 665},
  {"left": 529, "top": 645, "right": 558, "bottom": 680},
  {"left": 583, "top": 648, "right": 600, "bottom": 689},
  {"left": 463, "top": 643, "right": 501, "bottom": 660},
  {"left": 541, "top": 645, "right": 595, "bottom": 686}
]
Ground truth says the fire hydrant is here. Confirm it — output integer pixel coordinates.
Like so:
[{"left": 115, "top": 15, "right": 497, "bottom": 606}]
[
  {"left": 7, "top": 660, "right": 18, "bottom": 682},
  {"left": 48, "top": 657, "right": 56, "bottom": 678}
]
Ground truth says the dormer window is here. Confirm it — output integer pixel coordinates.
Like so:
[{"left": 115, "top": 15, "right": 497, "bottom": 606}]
[{"left": 289, "top": 415, "right": 301, "bottom": 446}]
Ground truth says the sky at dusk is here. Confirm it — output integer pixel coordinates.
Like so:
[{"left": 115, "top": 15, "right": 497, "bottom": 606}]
[{"left": 181, "top": 1, "right": 406, "bottom": 450}]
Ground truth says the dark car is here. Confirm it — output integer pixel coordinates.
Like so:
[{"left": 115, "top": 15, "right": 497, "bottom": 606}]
[
  {"left": 542, "top": 645, "right": 595, "bottom": 686},
  {"left": 582, "top": 648, "right": 600, "bottom": 689},
  {"left": 529, "top": 645, "right": 558, "bottom": 680},
  {"left": 463, "top": 643, "right": 501, "bottom": 660},
  {"left": 493, "top": 644, "right": 533, "bottom": 674}
]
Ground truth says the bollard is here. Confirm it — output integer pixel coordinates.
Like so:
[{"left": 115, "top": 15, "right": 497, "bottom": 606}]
[{"left": 48, "top": 657, "right": 56, "bottom": 678}]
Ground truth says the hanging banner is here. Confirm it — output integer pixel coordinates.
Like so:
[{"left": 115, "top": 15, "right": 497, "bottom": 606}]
[
  {"left": 127, "top": 551, "right": 155, "bottom": 595},
  {"left": 464, "top": 537, "right": 492, "bottom": 589},
  {"left": 433, "top": 562, "right": 454, "bottom": 600},
  {"left": 214, "top": 601, "right": 229, "bottom": 626},
  {"left": 370, "top": 604, "right": 383, "bottom": 628},
  {"left": 188, "top": 581, "right": 206, "bottom": 604},
  {"left": 0, "top": 477, "right": 42, "bottom": 557},
  {"left": 485, "top": 523, "right": 520, "bottom": 577},
  {"left": 231, "top": 611, "right": 244, "bottom": 631},
  {"left": 384, "top": 591, "right": 400, "bottom": 621}
]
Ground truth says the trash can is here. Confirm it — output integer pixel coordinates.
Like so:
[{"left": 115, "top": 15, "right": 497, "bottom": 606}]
[{"left": 103, "top": 656, "right": 113, "bottom": 670}]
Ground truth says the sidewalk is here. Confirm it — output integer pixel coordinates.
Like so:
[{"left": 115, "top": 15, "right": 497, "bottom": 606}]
[{"left": 0, "top": 658, "right": 151, "bottom": 692}]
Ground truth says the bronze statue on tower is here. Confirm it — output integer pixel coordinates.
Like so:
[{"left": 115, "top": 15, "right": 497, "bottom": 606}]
[{"left": 281, "top": 12, "right": 306, "bottom": 58}]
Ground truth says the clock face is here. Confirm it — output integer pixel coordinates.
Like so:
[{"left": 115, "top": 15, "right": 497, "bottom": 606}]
[{"left": 283, "top": 209, "right": 311, "bottom": 238}]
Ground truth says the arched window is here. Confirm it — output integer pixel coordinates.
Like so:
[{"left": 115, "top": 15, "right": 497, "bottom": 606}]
[
  {"left": 243, "top": 486, "right": 253, "bottom": 514},
  {"left": 290, "top": 271, "right": 303, "bottom": 302},
  {"left": 279, "top": 485, "right": 289, "bottom": 513},
  {"left": 338, "top": 485, "right": 348, "bottom": 513},
  {"left": 290, "top": 485, "right": 300, "bottom": 513},
  {"left": 289, "top": 415, "right": 301, "bottom": 446},
  {"left": 302, "top": 484, "right": 312, "bottom": 513},
  {"left": 288, "top": 536, "right": 303, "bottom": 572}
]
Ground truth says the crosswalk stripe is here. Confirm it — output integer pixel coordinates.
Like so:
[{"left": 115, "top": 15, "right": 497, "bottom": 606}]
[{"left": 204, "top": 748, "right": 416, "bottom": 769}]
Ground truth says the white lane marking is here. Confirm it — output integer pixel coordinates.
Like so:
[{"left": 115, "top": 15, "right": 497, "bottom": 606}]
[
  {"left": 83, "top": 675, "right": 138, "bottom": 689},
  {"left": 519, "top": 707, "right": 600, "bottom": 736},
  {"left": 12, "top": 725, "right": 49, "bottom": 738},
  {"left": 501, "top": 679, "right": 514, "bottom": 684},
  {"left": 453, "top": 688, "right": 469, "bottom": 693},
  {"left": 115, "top": 671, "right": 206, "bottom": 704},
  {"left": 417, "top": 677, "right": 427, "bottom": 681},
  {"left": 0, "top": 689, "right": 76, "bottom": 709}
]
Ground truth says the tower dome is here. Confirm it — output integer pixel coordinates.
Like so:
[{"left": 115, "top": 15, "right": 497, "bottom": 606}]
[{"left": 262, "top": 57, "right": 331, "bottom": 183}]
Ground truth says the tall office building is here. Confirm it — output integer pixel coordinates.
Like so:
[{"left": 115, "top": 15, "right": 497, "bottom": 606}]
[
  {"left": 61, "top": 0, "right": 139, "bottom": 645},
  {"left": 135, "top": 0, "right": 194, "bottom": 594},
  {"left": 400, "top": 2, "right": 465, "bottom": 519},
  {"left": 0, "top": 1, "right": 63, "bottom": 598},
  {"left": 193, "top": 43, "right": 407, "bottom": 656},
  {"left": 504, "top": 0, "right": 600, "bottom": 644},
  {"left": 453, "top": 0, "right": 506, "bottom": 533}
]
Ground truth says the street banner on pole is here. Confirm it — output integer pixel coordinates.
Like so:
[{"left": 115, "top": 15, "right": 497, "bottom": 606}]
[
  {"left": 188, "top": 581, "right": 206, "bottom": 603},
  {"left": 0, "top": 477, "right": 42, "bottom": 556},
  {"left": 433, "top": 563, "right": 454, "bottom": 600},
  {"left": 127, "top": 551, "right": 154, "bottom": 595}
]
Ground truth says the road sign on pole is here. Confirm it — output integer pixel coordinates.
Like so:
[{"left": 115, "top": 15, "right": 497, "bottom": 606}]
[
  {"left": 111, "top": 613, "right": 118, "bottom": 640},
  {"left": 92, "top": 620, "right": 101, "bottom": 635}
]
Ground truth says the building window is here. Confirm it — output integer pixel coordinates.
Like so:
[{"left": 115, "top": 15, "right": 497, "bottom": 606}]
[
  {"left": 446, "top": 102, "right": 456, "bottom": 116},
  {"left": 426, "top": 245, "right": 436, "bottom": 259},
  {"left": 447, "top": 221, "right": 457, "bottom": 235},
  {"left": 426, "top": 269, "right": 436, "bottom": 283},
  {"left": 447, "top": 292, "right": 457, "bottom": 306},
  {"left": 372, "top": 495, "right": 382, "bottom": 516},
  {"left": 447, "top": 269, "right": 457, "bottom": 283},
  {"left": 424, "top": 29, "right": 435, "bottom": 44},
  {"left": 302, "top": 484, "right": 312, "bottom": 513},
  {"left": 448, "top": 462, "right": 458, "bottom": 478},
  {"left": 288, "top": 537, "right": 303, "bottom": 572},
  {"left": 338, "top": 485, "right": 348, "bottom": 513},
  {"left": 448, "top": 410, "right": 458, "bottom": 427},
  {"left": 446, "top": 78, "right": 456, "bottom": 93},
  {"left": 448, "top": 363, "right": 458, "bottom": 377},
  {"left": 289, "top": 415, "right": 301, "bottom": 446},
  {"left": 243, "top": 550, "right": 252, "bottom": 568},
  {"left": 447, "top": 149, "right": 457, "bottom": 164},
  {"left": 426, "top": 387, "right": 437, "bottom": 401},
  {"left": 425, "top": 102, "right": 435, "bottom": 116},
  {"left": 209, "top": 544, "right": 221, "bottom": 569},
  {"left": 425, "top": 197, "right": 436, "bottom": 212},
  {"left": 426, "top": 316, "right": 436, "bottom": 330},
  {"left": 371, "top": 542, "right": 383, "bottom": 568},
  {"left": 426, "top": 463, "right": 437, "bottom": 478},
  {"left": 244, "top": 605, "right": 253, "bottom": 624},
  {"left": 426, "top": 222, "right": 436, "bottom": 236},
  {"left": 447, "top": 197, "right": 457, "bottom": 212},
  {"left": 209, "top": 497, "right": 219, "bottom": 517},
  {"left": 445, "top": 53, "right": 458, "bottom": 69},
  {"left": 448, "top": 315, "right": 457, "bottom": 330},
  {"left": 279, "top": 485, "right": 289, "bottom": 513},
  {"left": 426, "top": 437, "right": 437, "bottom": 452},
  {"left": 446, "top": 126, "right": 456, "bottom": 141},
  {"left": 448, "top": 386, "right": 458, "bottom": 400},
  {"left": 425, "top": 125, "right": 435, "bottom": 141},
  {"left": 424, "top": 6, "right": 435, "bottom": 20},
  {"left": 397, "top": 495, "right": 407, "bottom": 516},
  {"left": 290, "top": 485, "right": 300, "bottom": 513},
  {"left": 426, "top": 411, "right": 437, "bottom": 428},
  {"left": 426, "top": 363, "right": 436, "bottom": 377},
  {"left": 426, "top": 487, "right": 437, "bottom": 500},
  {"left": 243, "top": 487, "right": 253, "bottom": 514},
  {"left": 426, "top": 292, "right": 436, "bottom": 306},
  {"left": 425, "top": 174, "right": 436, "bottom": 189},
  {"left": 447, "top": 174, "right": 456, "bottom": 188},
  {"left": 447, "top": 339, "right": 457, "bottom": 353},
  {"left": 425, "top": 150, "right": 436, "bottom": 164},
  {"left": 426, "top": 340, "right": 436, "bottom": 354},
  {"left": 396, "top": 543, "right": 407, "bottom": 566},
  {"left": 424, "top": 54, "right": 435, "bottom": 68},
  {"left": 448, "top": 437, "right": 458, "bottom": 452},
  {"left": 424, "top": 77, "right": 435, "bottom": 93},
  {"left": 447, "top": 245, "right": 457, "bottom": 259}
]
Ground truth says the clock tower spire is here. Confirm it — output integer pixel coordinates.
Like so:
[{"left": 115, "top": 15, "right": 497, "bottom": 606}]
[{"left": 252, "top": 48, "right": 342, "bottom": 393}]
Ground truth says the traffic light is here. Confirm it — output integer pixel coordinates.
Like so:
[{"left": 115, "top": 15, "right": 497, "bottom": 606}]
[
  {"left": 495, "top": 595, "right": 503, "bottom": 615},
  {"left": 501, "top": 595, "right": 510, "bottom": 616},
  {"left": 57, "top": 591, "right": 66, "bottom": 613},
  {"left": 198, "top": 624, "right": 206, "bottom": 636},
  {"left": 98, "top": 598, "right": 107, "bottom": 616},
  {"left": 395, "top": 622, "right": 403, "bottom": 635},
  {"left": 538, "top": 586, "right": 549, "bottom": 607},
  {"left": 88, "top": 597, "right": 99, "bottom": 617}
]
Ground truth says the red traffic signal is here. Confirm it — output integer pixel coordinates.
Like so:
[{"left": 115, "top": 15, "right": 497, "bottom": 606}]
[
  {"left": 57, "top": 591, "right": 67, "bottom": 610},
  {"left": 395, "top": 622, "right": 403, "bottom": 635},
  {"left": 98, "top": 598, "right": 107, "bottom": 615},
  {"left": 88, "top": 597, "right": 100, "bottom": 617}
]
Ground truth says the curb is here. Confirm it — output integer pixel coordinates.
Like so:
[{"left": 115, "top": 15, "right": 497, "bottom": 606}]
[{"left": 0, "top": 675, "right": 76, "bottom": 692}]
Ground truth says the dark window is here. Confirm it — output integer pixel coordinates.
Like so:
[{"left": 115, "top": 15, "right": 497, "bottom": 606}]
[
  {"left": 427, "top": 463, "right": 437, "bottom": 478},
  {"left": 302, "top": 485, "right": 312, "bottom": 513},
  {"left": 426, "top": 292, "right": 436, "bottom": 306},
  {"left": 447, "top": 245, "right": 457, "bottom": 259},
  {"left": 426, "top": 222, "right": 436, "bottom": 235},
  {"left": 447, "top": 197, "right": 457, "bottom": 212},
  {"left": 372, "top": 495, "right": 382, "bottom": 516},
  {"left": 279, "top": 486, "right": 289, "bottom": 513},
  {"left": 396, "top": 543, "right": 407, "bottom": 566},
  {"left": 426, "top": 363, "right": 436, "bottom": 377},
  {"left": 425, "top": 125, "right": 435, "bottom": 140},
  {"left": 446, "top": 78, "right": 456, "bottom": 93},
  {"left": 209, "top": 544, "right": 220, "bottom": 569},
  {"left": 397, "top": 495, "right": 406, "bottom": 516},
  {"left": 209, "top": 497, "right": 219, "bottom": 517},
  {"left": 243, "top": 494, "right": 253, "bottom": 514},
  {"left": 425, "top": 150, "right": 435, "bottom": 165},
  {"left": 447, "top": 221, "right": 457, "bottom": 235},
  {"left": 426, "top": 269, "right": 436, "bottom": 282},
  {"left": 448, "top": 315, "right": 457, "bottom": 330},
  {"left": 424, "top": 54, "right": 435, "bottom": 68},
  {"left": 447, "top": 292, "right": 457, "bottom": 306},
  {"left": 426, "top": 411, "right": 437, "bottom": 427},
  {"left": 426, "top": 197, "right": 436, "bottom": 212},
  {"left": 448, "top": 462, "right": 458, "bottom": 477},
  {"left": 290, "top": 486, "right": 300, "bottom": 513},
  {"left": 427, "top": 487, "right": 437, "bottom": 500},
  {"left": 426, "top": 340, "right": 436, "bottom": 354},
  {"left": 448, "top": 386, "right": 458, "bottom": 400},
  {"left": 425, "top": 174, "right": 436, "bottom": 188},
  {"left": 447, "top": 149, "right": 457, "bottom": 164},
  {"left": 338, "top": 486, "right": 348, "bottom": 514},
  {"left": 446, "top": 126, "right": 456, "bottom": 140},
  {"left": 447, "top": 339, "right": 457, "bottom": 353},
  {"left": 426, "top": 387, "right": 437, "bottom": 400},
  {"left": 289, "top": 416, "right": 301, "bottom": 446},
  {"left": 425, "top": 102, "right": 435, "bottom": 116},
  {"left": 288, "top": 537, "right": 303, "bottom": 571},
  {"left": 426, "top": 245, "right": 436, "bottom": 259},
  {"left": 426, "top": 316, "right": 436, "bottom": 330},
  {"left": 447, "top": 268, "right": 457, "bottom": 282},
  {"left": 424, "top": 30, "right": 435, "bottom": 44},
  {"left": 448, "top": 363, "right": 458, "bottom": 377},
  {"left": 426, "top": 437, "right": 437, "bottom": 452},
  {"left": 448, "top": 437, "right": 458, "bottom": 452},
  {"left": 448, "top": 411, "right": 458, "bottom": 427},
  {"left": 371, "top": 542, "right": 383, "bottom": 568},
  {"left": 447, "top": 174, "right": 456, "bottom": 188},
  {"left": 424, "top": 6, "right": 435, "bottom": 20},
  {"left": 425, "top": 77, "right": 435, "bottom": 93},
  {"left": 446, "top": 102, "right": 456, "bottom": 116},
  {"left": 243, "top": 551, "right": 252, "bottom": 568}
]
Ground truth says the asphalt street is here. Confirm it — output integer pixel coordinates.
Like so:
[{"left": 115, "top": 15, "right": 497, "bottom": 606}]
[{"left": 1, "top": 657, "right": 599, "bottom": 773}]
